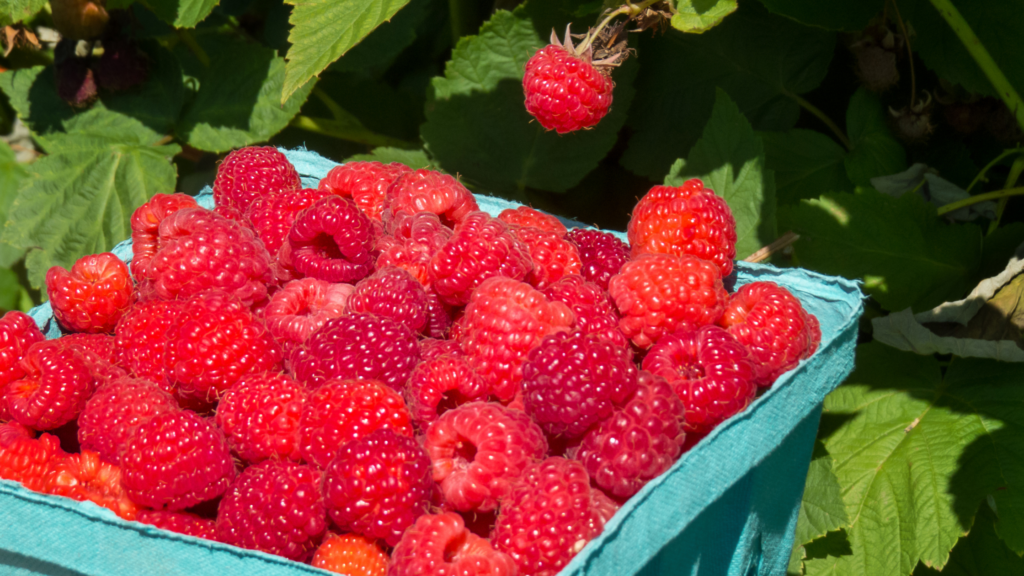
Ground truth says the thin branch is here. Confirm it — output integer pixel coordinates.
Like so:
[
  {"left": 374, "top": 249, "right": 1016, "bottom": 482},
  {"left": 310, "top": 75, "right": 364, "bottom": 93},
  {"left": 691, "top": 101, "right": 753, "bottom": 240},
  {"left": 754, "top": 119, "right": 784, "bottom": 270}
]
[
  {"left": 792, "top": 94, "right": 852, "bottom": 151},
  {"left": 936, "top": 186, "right": 1024, "bottom": 216}
]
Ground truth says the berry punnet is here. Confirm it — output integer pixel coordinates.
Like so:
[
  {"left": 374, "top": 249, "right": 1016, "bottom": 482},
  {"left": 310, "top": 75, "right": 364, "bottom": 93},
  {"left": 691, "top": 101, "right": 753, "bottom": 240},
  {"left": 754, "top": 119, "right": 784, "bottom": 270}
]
[
  {"left": 214, "top": 373, "right": 307, "bottom": 463},
  {"left": 135, "top": 510, "right": 217, "bottom": 541},
  {"left": 213, "top": 146, "right": 302, "bottom": 215},
  {"left": 46, "top": 252, "right": 133, "bottom": 334},
  {"left": 391, "top": 512, "right": 517, "bottom": 576},
  {"left": 319, "top": 161, "right": 413, "bottom": 222},
  {"left": 312, "top": 533, "right": 390, "bottom": 576}
]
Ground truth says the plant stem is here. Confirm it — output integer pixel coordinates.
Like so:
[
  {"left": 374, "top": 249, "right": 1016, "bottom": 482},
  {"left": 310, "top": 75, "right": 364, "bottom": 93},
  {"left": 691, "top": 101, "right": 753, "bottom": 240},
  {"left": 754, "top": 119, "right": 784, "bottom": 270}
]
[
  {"left": 967, "top": 147, "right": 1024, "bottom": 192},
  {"left": 936, "top": 186, "right": 1024, "bottom": 217},
  {"left": 887, "top": 0, "right": 917, "bottom": 108},
  {"left": 792, "top": 94, "right": 852, "bottom": 151},
  {"left": 448, "top": 0, "right": 478, "bottom": 45},
  {"left": 988, "top": 156, "right": 1024, "bottom": 233},
  {"left": 575, "top": 0, "right": 660, "bottom": 54},
  {"left": 289, "top": 115, "right": 418, "bottom": 150},
  {"left": 927, "top": 0, "right": 1024, "bottom": 133},
  {"left": 176, "top": 29, "right": 210, "bottom": 67},
  {"left": 312, "top": 88, "right": 347, "bottom": 123}
]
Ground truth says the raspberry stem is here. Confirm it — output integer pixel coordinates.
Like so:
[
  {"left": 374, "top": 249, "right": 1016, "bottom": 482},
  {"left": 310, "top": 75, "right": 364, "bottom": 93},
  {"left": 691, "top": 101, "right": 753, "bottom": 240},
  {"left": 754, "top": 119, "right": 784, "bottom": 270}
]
[
  {"left": 935, "top": 185, "right": 1024, "bottom": 217},
  {"left": 987, "top": 156, "right": 1024, "bottom": 234},
  {"left": 575, "top": 0, "right": 662, "bottom": 55},
  {"left": 290, "top": 114, "right": 418, "bottom": 149}
]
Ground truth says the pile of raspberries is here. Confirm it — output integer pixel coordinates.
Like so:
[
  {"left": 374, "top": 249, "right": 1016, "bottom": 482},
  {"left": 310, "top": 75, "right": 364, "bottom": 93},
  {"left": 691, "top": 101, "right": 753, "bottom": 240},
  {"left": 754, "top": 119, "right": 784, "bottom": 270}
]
[{"left": 0, "top": 147, "right": 821, "bottom": 576}]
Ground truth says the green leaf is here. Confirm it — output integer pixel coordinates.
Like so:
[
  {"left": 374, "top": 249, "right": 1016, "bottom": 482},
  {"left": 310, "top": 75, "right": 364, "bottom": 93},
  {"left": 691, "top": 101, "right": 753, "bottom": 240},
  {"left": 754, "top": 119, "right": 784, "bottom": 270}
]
[
  {"left": 779, "top": 187, "right": 981, "bottom": 312},
  {"left": 844, "top": 88, "right": 907, "bottom": 187},
  {"left": 755, "top": 0, "right": 884, "bottom": 31},
  {"left": 916, "top": 505, "right": 1024, "bottom": 576},
  {"left": 0, "top": 141, "right": 28, "bottom": 266},
  {"left": 665, "top": 88, "right": 776, "bottom": 259},
  {"left": 820, "top": 343, "right": 1024, "bottom": 573},
  {"left": 0, "top": 0, "right": 46, "bottom": 26},
  {"left": 795, "top": 454, "right": 849, "bottom": 546},
  {"left": 621, "top": 1, "right": 835, "bottom": 181},
  {"left": 177, "top": 39, "right": 314, "bottom": 153},
  {"left": 420, "top": 9, "right": 637, "bottom": 196},
  {"left": 0, "top": 266, "right": 30, "bottom": 312},
  {"left": 283, "top": 0, "right": 411, "bottom": 104},
  {"left": 146, "top": 0, "right": 219, "bottom": 28},
  {"left": 327, "top": 0, "right": 428, "bottom": 76},
  {"left": 344, "top": 147, "right": 434, "bottom": 170},
  {"left": 761, "top": 129, "right": 853, "bottom": 205},
  {"left": 670, "top": 0, "right": 738, "bottom": 33}
]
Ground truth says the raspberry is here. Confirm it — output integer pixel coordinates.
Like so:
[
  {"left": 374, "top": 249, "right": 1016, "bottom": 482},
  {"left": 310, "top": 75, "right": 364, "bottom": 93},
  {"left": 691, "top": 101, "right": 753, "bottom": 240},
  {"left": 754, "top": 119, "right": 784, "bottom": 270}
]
[
  {"left": 565, "top": 228, "right": 630, "bottom": 291},
  {"left": 346, "top": 266, "right": 429, "bottom": 334},
  {"left": 164, "top": 291, "right": 282, "bottom": 403},
  {"left": 608, "top": 253, "right": 727, "bottom": 349},
  {"left": 136, "top": 510, "right": 217, "bottom": 541},
  {"left": 405, "top": 355, "right": 488, "bottom": 428},
  {"left": 46, "top": 252, "right": 133, "bottom": 334},
  {"left": 312, "top": 533, "right": 389, "bottom": 576},
  {"left": 42, "top": 449, "right": 140, "bottom": 520},
  {"left": 120, "top": 409, "right": 235, "bottom": 510},
  {"left": 55, "top": 54, "right": 97, "bottom": 108},
  {"left": 114, "top": 299, "right": 185, "bottom": 389},
  {"left": 523, "top": 43, "right": 614, "bottom": 134},
  {"left": 513, "top": 226, "right": 582, "bottom": 289},
  {"left": 522, "top": 332, "right": 637, "bottom": 438},
  {"left": 93, "top": 36, "right": 148, "bottom": 92},
  {"left": 298, "top": 379, "right": 414, "bottom": 468},
  {"left": 213, "top": 146, "right": 301, "bottom": 214},
  {"left": 424, "top": 401, "right": 547, "bottom": 512},
  {"left": 627, "top": 180, "right": 738, "bottom": 277},
  {"left": 718, "top": 281, "right": 821, "bottom": 387},
  {"left": 542, "top": 274, "right": 626, "bottom": 346},
  {"left": 215, "top": 372, "right": 306, "bottom": 463},
  {"left": 492, "top": 457, "right": 602, "bottom": 575},
  {"left": 262, "top": 278, "right": 353, "bottom": 350},
  {"left": 573, "top": 371, "right": 685, "bottom": 499},
  {"left": 56, "top": 333, "right": 118, "bottom": 366},
  {"left": 129, "top": 193, "right": 198, "bottom": 279},
  {"left": 498, "top": 206, "right": 567, "bottom": 234},
  {"left": 0, "top": 311, "right": 45, "bottom": 421},
  {"left": 457, "top": 277, "right": 574, "bottom": 402},
  {"left": 245, "top": 187, "right": 332, "bottom": 255},
  {"left": 77, "top": 377, "right": 179, "bottom": 466},
  {"left": 4, "top": 340, "right": 98, "bottom": 430},
  {"left": 291, "top": 313, "right": 420, "bottom": 390},
  {"left": 419, "top": 337, "right": 462, "bottom": 360},
  {"left": 589, "top": 488, "right": 621, "bottom": 533},
  {"left": 642, "top": 325, "right": 756, "bottom": 437},
  {"left": 322, "top": 429, "right": 433, "bottom": 546},
  {"left": 390, "top": 512, "right": 517, "bottom": 576},
  {"left": 428, "top": 212, "right": 533, "bottom": 307},
  {"left": 215, "top": 460, "right": 327, "bottom": 561},
  {"left": 0, "top": 424, "right": 64, "bottom": 492},
  {"left": 375, "top": 210, "right": 453, "bottom": 287},
  {"left": 423, "top": 292, "right": 454, "bottom": 339},
  {"left": 383, "top": 169, "right": 479, "bottom": 228},
  {"left": 288, "top": 196, "right": 378, "bottom": 283},
  {"left": 319, "top": 161, "right": 413, "bottom": 222}
]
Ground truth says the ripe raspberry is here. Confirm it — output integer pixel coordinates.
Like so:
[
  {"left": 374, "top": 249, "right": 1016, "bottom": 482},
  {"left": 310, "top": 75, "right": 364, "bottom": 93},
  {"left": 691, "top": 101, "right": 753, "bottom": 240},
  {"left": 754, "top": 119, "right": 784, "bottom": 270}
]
[
  {"left": 523, "top": 39, "right": 614, "bottom": 134},
  {"left": 405, "top": 355, "right": 487, "bottom": 428},
  {"left": 424, "top": 402, "right": 547, "bottom": 512},
  {"left": 513, "top": 226, "right": 582, "bottom": 289},
  {"left": 245, "top": 187, "right": 332, "bottom": 256},
  {"left": 573, "top": 371, "right": 685, "bottom": 499},
  {"left": 718, "top": 281, "right": 821, "bottom": 387},
  {"left": 42, "top": 449, "right": 140, "bottom": 520},
  {"left": 542, "top": 274, "right": 626, "bottom": 346},
  {"left": 391, "top": 512, "right": 517, "bottom": 576},
  {"left": 428, "top": 212, "right": 533, "bottom": 307},
  {"left": 322, "top": 429, "right": 433, "bottom": 545},
  {"left": 77, "top": 377, "right": 179, "bottom": 466},
  {"left": 312, "top": 533, "right": 389, "bottom": 576},
  {"left": 215, "top": 373, "right": 306, "bottom": 463},
  {"left": 298, "top": 379, "right": 414, "bottom": 468},
  {"left": 608, "top": 253, "right": 727, "bottom": 349},
  {"left": 213, "top": 146, "right": 301, "bottom": 214},
  {"left": 291, "top": 313, "right": 420, "bottom": 390},
  {"left": 492, "top": 457, "right": 602, "bottom": 575},
  {"left": 319, "top": 161, "right": 413, "bottom": 222},
  {"left": 262, "top": 278, "right": 353, "bottom": 350},
  {"left": 457, "top": 277, "right": 574, "bottom": 402},
  {"left": 0, "top": 424, "right": 64, "bottom": 491},
  {"left": 589, "top": 488, "right": 621, "bottom": 534},
  {"left": 46, "top": 252, "right": 133, "bottom": 334},
  {"left": 0, "top": 311, "right": 45, "bottom": 421},
  {"left": 56, "top": 333, "right": 118, "bottom": 366},
  {"left": 642, "top": 326, "right": 756, "bottom": 437},
  {"left": 216, "top": 460, "right": 327, "bottom": 561},
  {"left": 55, "top": 54, "right": 98, "bottom": 108},
  {"left": 346, "top": 266, "right": 429, "bottom": 334},
  {"left": 498, "top": 206, "right": 567, "bottom": 234},
  {"left": 383, "top": 169, "right": 479, "bottom": 228},
  {"left": 627, "top": 179, "right": 738, "bottom": 277},
  {"left": 423, "top": 292, "right": 454, "bottom": 339},
  {"left": 130, "top": 193, "right": 198, "bottom": 279},
  {"left": 4, "top": 340, "right": 98, "bottom": 430},
  {"left": 164, "top": 291, "right": 282, "bottom": 403},
  {"left": 114, "top": 299, "right": 185, "bottom": 389},
  {"left": 522, "top": 332, "right": 637, "bottom": 438},
  {"left": 375, "top": 210, "right": 453, "bottom": 287},
  {"left": 565, "top": 228, "right": 630, "bottom": 290},
  {"left": 120, "top": 409, "right": 235, "bottom": 510},
  {"left": 288, "top": 196, "right": 378, "bottom": 283},
  {"left": 136, "top": 510, "right": 217, "bottom": 541}
]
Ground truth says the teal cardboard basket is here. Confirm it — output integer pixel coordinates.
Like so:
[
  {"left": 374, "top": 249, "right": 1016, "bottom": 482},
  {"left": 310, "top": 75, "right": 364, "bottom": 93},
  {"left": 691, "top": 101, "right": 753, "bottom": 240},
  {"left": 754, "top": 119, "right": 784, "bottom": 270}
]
[{"left": 1, "top": 148, "right": 864, "bottom": 576}]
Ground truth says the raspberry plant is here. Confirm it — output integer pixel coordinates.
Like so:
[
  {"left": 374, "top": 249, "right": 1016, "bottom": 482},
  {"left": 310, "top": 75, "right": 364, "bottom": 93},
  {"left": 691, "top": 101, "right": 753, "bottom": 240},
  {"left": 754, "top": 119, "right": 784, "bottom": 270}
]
[{"left": 1, "top": 0, "right": 1023, "bottom": 574}]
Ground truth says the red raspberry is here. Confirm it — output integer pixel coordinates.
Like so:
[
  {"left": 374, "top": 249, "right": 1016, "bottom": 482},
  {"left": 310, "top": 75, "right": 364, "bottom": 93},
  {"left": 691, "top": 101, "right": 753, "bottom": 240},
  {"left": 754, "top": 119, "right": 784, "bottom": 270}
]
[
  {"left": 46, "top": 252, "right": 133, "bottom": 334},
  {"left": 391, "top": 512, "right": 517, "bottom": 576},
  {"left": 492, "top": 457, "right": 602, "bottom": 575},
  {"left": 375, "top": 210, "right": 453, "bottom": 287},
  {"left": 136, "top": 510, "right": 217, "bottom": 541},
  {"left": 419, "top": 337, "right": 462, "bottom": 360},
  {"left": 405, "top": 355, "right": 488, "bottom": 428},
  {"left": 0, "top": 424, "right": 64, "bottom": 491},
  {"left": 42, "top": 449, "right": 140, "bottom": 520},
  {"left": 718, "top": 281, "right": 822, "bottom": 387},
  {"left": 589, "top": 488, "right": 621, "bottom": 533},
  {"left": 56, "top": 333, "right": 118, "bottom": 366},
  {"left": 522, "top": 332, "right": 637, "bottom": 438},
  {"left": 262, "top": 278, "right": 353, "bottom": 350},
  {"left": 114, "top": 299, "right": 185, "bottom": 390},
  {"left": 215, "top": 372, "right": 306, "bottom": 463},
  {"left": 0, "top": 311, "right": 45, "bottom": 421},
  {"left": 542, "top": 274, "right": 626, "bottom": 346},
  {"left": 77, "top": 377, "right": 179, "bottom": 466},
  {"left": 457, "top": 277, "right": 574, "bottom": 402},
  {"left": 312, "top": 533, "right": 389, "bottom": 576},
  {"left": 573, "top": 371, "right": 685, "bottom": 499},
  {"left": 215, "top": 460, "right": 327, "bottom": 561},
  {"left": 498, "top": 206, "right": 567, "bottom": 234},
  {"left": 627, "top": 179, "right": 738, "bottom": 277},
  {"left": 565, "top": 228, "right": 630, "bottom": 291},
  {"left": 141, "top": 207, "right": 272, "bottom": 306},
  {"left": 513, "top": 226, "right": 582, "bottom": 289},
  {"left": 129, "top": 193, "right": 198, "bottom": 279},
  {"left": 424, "top": 401, "right": 547, "bottom": 512},
  {"left": 346, "top": 266, "right": 429, "bottom": 334},
  {"left": 288, "top": 196, "right": 378, "bottom": 283},
  {"left": 291, "top": 313, "right": 420, "bottom": 390},
  {"left": 523, "top": 43, "right": 614, "bottom": 134},
  {"left": 423, "top": 292, "right": 454, "bottom": 339},
  {"left": 120, "top": 409, "right": 235, "bottom": 510},
  {"left": 298, "top": 379, "right": 414, "bottom": 468},
  {"left": 164, "top": 291, "right": 282, "bottom": 403},
  {"left": 608, "top": 253, "right": 727, "bottom": 349},
  {"left": 383, "top": 169, "right": 479, "bottom": 228},
  {"left": 4, "top": 340, "right": 98, "bottom": 430},
  {"left": 322, "top": 429, "right": 433, "bottom": 545},
  {"left": 428, "top": 212, "right": 533, "bottom": 307},
  {"left": 245, "top": 187, "right": 332, "bottom": 255},
  {"left": 319, "top": 161, "right": 413, "bottom": 222},
  {"left": 213, "top": 146, "right": 302, "bottom": 214},
  {"left": 642, "top": 325, "right": 756, "bottom": 437}
]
